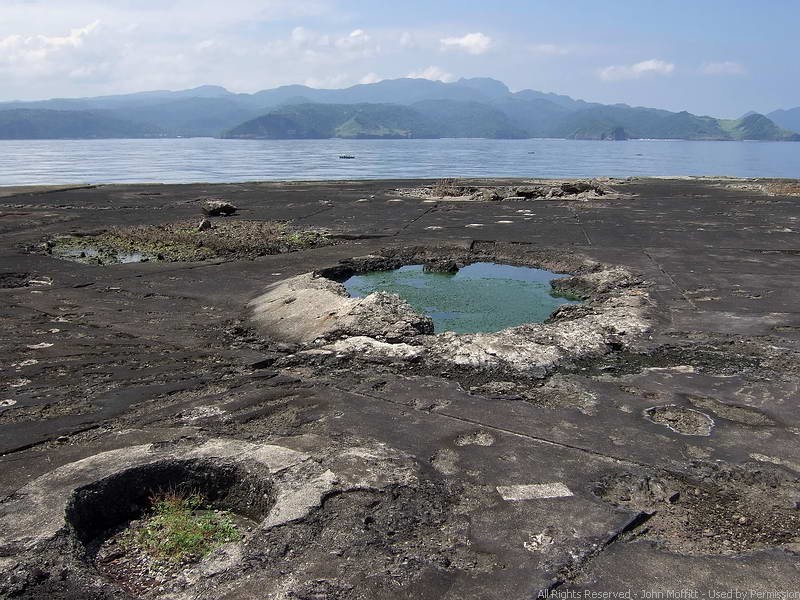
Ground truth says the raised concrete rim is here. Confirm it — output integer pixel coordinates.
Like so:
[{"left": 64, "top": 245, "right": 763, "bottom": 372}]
[
  {"left": 249, "top": 248, "right": 654, "bottom": 375},
  {"left": 0, "top": 438, "right": 334, "bottom": 555}
]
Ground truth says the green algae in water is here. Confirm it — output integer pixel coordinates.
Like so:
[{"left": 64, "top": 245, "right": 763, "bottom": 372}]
[{"left": 343, "top": 262, "right": 579, "bottom": 334}]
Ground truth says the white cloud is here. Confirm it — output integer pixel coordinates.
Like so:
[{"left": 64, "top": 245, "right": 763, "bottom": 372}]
[
  {"left": 268, "top": 26, "right": 378, "bottom": 61},
  {"left": 0, "top": 1, "right": 341, "bottom": 98},
  {"left": 0, "top": 20, "right": 100, "bottom": 66},
  {"left": 598, "top": 59, "right": 675, "bottom": 81},
  {"left": 440, "top": 32, "right": 491, "bottom": 55},
  {"left": 304, "top": 73, "right": 353, "bottom": 88},
  {"left": 359, "top": 72, "right": 382, "bottom": 84},
  {"left": 700, "top": 61, "right": 746, "bottom": 76},
  {"left": 0, "top": 1, "right": 334, "bottom": 40},
  {"left": 336, "top": 29, "right": 371, "bottom": 50},
  {"left": 399, "top": 31, "right": 415, "bottom": 48},
  {"left": 406, "top": 65, "right": 455, "bottom": 82},
  {"left": 0, "top": 20, "right": 117, "bottom": 84}
]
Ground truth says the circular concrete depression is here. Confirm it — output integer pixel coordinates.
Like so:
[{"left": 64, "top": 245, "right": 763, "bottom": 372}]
[
  {"left": 66, "top": 458, "right": 275, "bottom": 547},
  {"left": 248, "top": 246, "right": 652, "bottom": 376}
]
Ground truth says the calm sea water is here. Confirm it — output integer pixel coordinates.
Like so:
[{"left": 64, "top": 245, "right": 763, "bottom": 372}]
[
  {"left": 344, "top": 263, "right": 577, "bottom": 334},
  {"left": 0, "top": 138, "right": 797, "bottom": 185}
]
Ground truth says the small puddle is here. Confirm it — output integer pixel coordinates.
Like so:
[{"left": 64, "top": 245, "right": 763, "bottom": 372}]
[
  {"left": 55, "top": 247, "right": 147, "bottom": 264},
  {"left": 343, "top": 262, "right": 579, "bottom": 334}
]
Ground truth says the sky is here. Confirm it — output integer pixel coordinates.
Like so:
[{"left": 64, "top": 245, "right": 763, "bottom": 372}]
[{"left": 0, "top": 0, "right": 797, "bottom": 117}]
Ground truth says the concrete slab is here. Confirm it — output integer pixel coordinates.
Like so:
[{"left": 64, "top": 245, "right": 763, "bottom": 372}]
[{"left": 2, "top": 178, "right": 800, "bottom": 598}]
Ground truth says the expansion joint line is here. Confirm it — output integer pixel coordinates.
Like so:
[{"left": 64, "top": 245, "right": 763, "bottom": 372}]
[
  {"left": 0, "top": 424, "right": 103, "bottom": 461},
  {"left": 545, "top": 510, "right": 655, "bottom": 592},
  {"left": 292, "top": 203, "right": 336, "bottom": 222},
  {"left": 333, "top": 384, "right": 654, "bottom": 470},
  {"left": 395, "top": 203, "right": 440, "bottom": 235},
  {"left": 570, "top": 208, "right": 594, "bottom": 246},
  {"left": 642, "top": 248, "right": 698, "bottom": 310},
  {"left": 331, "top": 382, "right": 724, "bottom": 492}
]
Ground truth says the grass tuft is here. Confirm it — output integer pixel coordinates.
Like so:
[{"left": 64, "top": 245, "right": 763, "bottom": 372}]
[{"left": 123, "top": 490, "right": 240, "bottom": 563}]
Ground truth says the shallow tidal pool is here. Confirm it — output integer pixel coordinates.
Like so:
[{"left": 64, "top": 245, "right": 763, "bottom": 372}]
[{"left": 343, "top": 262, "right": 579, "bottom": 334}]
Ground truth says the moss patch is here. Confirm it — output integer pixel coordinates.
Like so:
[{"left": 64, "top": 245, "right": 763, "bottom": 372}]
[{"left": 49, "top": 219, "right": 331, "bottom": 264}]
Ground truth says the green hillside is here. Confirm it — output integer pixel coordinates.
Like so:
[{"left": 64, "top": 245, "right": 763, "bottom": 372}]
[
  {"left": 719, "top": 113, "right": 800, "bottom": 140},
  {"left": 224, "top": 101, "right": 528, "bottom": 139},
  {"left": 225, "top": 103, "right": 440, "bottom": 139},
  {"left": 333, "top": 104, "right": 438, "bottom": 138}
]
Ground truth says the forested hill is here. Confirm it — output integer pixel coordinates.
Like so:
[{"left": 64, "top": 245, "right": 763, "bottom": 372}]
[{"left": 1, "top": 78, "right": 797, "bottom": 141}]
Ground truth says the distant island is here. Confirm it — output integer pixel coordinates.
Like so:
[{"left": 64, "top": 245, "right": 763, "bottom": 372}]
[{"left": 1, "top": 78, "right": 798, "bottom": 141}]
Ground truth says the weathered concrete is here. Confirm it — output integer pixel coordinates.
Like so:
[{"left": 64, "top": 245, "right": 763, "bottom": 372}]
[
  {"left": 1, "top": 177, "right": 800, "bottom": 599},
  {"left": 250, "top": 257, "right": 651, "bottom": 375},
  {"left": 0, "top": 439, "right": 311, "bottom": 554},
  {"left": 249, "top": 271, "right": 433, "bottom": 344}
]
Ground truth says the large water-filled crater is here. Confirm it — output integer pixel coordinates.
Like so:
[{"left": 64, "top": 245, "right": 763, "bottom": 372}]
[{"left": 343, "top": 262, "right": 579, "bottom": 334}]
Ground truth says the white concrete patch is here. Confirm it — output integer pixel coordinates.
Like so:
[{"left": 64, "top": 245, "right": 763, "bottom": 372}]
[
  {"left": 261, "top": 470, "right": 338, "bottom": 529},
  {"left": 645, "top": 365, "right": 696, "bottom": 374},
  {"left": 497, "top": 482, "right": 573, "bottom": 501},
  {"left": 27, "top": 278, "right": 52, "bottom": 286},
  {"left": 12, "top": 359, "right": 38, "bottom": 369},
  {"left": 180, "top": 405, "right": 226, "bottom": 422}
]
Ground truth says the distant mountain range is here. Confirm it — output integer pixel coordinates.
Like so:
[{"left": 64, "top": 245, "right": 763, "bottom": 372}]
[
  {"left": 767, "top": 107, "right": 800, "bottom": 135},
  {"left": 0, "top": 78, "right": 797, "bottom": 141}
]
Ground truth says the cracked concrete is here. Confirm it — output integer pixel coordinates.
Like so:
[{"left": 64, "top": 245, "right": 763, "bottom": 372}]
[{"left": 1, "top": 178, "right": 800, "bottom": 598}]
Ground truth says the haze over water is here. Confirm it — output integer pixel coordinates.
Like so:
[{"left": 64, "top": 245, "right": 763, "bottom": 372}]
[{"left": 0, "top": 138, "right": 797, "bottom": 186}]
